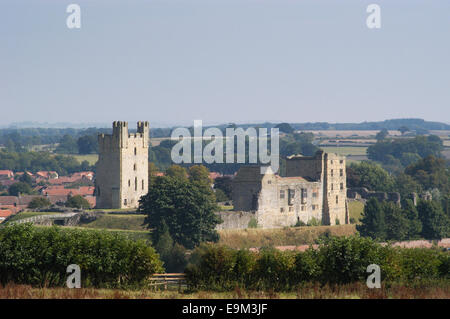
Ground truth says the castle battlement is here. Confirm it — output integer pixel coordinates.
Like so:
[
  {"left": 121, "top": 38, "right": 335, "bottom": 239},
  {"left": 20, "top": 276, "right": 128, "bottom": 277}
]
[
  {"left": 96, "top": 121, "right": 149, "bottom": 209},
  {"left": 231, "top": 150, "right": 348, "bottom": 228}
]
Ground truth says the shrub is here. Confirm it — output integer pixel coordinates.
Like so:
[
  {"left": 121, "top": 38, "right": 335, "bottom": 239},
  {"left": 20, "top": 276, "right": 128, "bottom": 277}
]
[
  {"left": 248, "top": 218, "right": 258, "bottom": 229},
  {"left": 0, "top": 224, "right": 163, "bottom": 288},
  {"left": 294, "top": 249, "right": 321, "bottom": 282},
  {"left": 316, "top": 235, "right": 386, "bottom": 284},
  {"left": 66, "top": 195, "right": 90, "bottom": 209},
  {"left": 294, "top": 219, "right": 306, "bottom": 227},
  {"left": 397, "top": 248, "right": 443, "bottom": 281},
  {"left": 184, "top": 236, "right": 450, "bottom": 292},
  {"left": 307, "top": 217, "right": 321, "bottom": 226},
  {"left": 185, "top": 244, "right": 236, "bottom": 291},
  {"left": 28, "top": 197, "right": 51, "bottom": 209},
  {"left": 253, "top": 248, "right": 296, "bottom": 291}
]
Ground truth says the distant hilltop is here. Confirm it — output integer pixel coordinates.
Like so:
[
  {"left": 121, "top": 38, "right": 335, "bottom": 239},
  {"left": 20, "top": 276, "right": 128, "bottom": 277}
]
[
  {"left": 206, "top": 118, "right": 450, "bottom": 132},
  {"left": 1, "top": 118, "right": 449, "bottom": 131}
]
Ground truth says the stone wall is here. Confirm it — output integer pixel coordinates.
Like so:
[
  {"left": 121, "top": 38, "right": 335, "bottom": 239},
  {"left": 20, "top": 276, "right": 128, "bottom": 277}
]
[
  {"left": 323, "top": 152, "right": 348, "bottom": 225},
  {"left": 347, "top": 187, "right": 400, "bottom": 205},
  {"left": 215, "top": 211, "right": 257, "bottom": 230},
  {"left": 229, "top": 151, "right": 348, "bottom": 229}
]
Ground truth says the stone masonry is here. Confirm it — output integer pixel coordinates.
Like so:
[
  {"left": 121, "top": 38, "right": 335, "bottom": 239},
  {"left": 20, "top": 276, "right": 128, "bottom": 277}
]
[
  {"left": 229, "top": 150, "right": 348, "bottom": 229},
  {"left": 96, "top": 121, "right": 149, "bottom": 209}
]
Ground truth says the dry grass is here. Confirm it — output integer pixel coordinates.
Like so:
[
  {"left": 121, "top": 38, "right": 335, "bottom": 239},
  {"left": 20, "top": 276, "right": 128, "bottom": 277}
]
[
  {"left": 1, "top": 281, "right": 448, "bottom": 299},
  {"left": 218, "top": 224, "right": 356, "bottom": 249},
  {"left": 348, "top": 200, "right": 365, "bottom": 223}
]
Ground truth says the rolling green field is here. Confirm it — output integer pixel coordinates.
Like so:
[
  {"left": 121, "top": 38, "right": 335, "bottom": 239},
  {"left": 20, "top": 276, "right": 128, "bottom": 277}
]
[
  {"left": 80, "top": 214, "right": 147, "bottom": 231},
  {"left": 71, "top": 154, "right": 98, "bottom": 165}
]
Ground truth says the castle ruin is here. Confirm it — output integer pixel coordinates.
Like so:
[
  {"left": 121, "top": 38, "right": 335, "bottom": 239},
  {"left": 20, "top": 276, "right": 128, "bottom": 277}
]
[
  {"left": 95, "top": 121, "right": 149, "bottom": 209},
  {"left": 217, "top": 150, "right": 348, "bottom": 229}
]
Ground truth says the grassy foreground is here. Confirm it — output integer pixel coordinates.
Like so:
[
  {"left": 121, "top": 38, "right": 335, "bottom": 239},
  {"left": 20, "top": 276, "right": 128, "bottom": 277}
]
[{"left": 1, "top": 282, "right": 448, "bottom": 299}]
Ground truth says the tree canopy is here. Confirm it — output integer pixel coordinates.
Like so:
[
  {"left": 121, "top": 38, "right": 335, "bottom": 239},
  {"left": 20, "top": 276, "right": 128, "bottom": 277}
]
[{"left": 139, "top": 175, "right": 221, "bottom": 249}]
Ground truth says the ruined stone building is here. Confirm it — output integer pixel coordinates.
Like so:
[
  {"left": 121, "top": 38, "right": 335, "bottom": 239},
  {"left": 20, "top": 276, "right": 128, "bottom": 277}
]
[
  {"left": 218, "top": 150, "right": 348, "bottom": 229},
  {"left": 96, "top": 121, "right": 149, "bottom": 209}
]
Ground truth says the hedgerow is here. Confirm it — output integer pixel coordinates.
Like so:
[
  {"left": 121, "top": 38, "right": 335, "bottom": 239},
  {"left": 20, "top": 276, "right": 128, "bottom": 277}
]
[
  {"left": 185, "top": 236, "right": 449, "bottom": 291},
  {"left": 0, "top": 224, "right": 163, "bottom": 288}
]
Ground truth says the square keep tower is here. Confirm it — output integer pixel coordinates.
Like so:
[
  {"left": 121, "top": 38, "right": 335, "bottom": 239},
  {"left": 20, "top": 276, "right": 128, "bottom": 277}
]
[{"left": 96, "top": 121, "right": 149, "bottom": 209}]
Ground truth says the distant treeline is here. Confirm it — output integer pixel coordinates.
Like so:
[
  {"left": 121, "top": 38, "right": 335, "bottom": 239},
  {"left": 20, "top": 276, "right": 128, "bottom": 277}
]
[
  {"left": 0, "top": 150, "right": 93, "bottom": 175},
  {"left": 0, "top": 127, "right": 172, "bottom": 153},
  {"left": 290, "top": 118, "right": 450, "bottom": 131},
  {"left": 149, "top": 132, "right": 318, "bottom": 173},
  {"left": 1, "top": 119, "right": 448, "bottom": 150}
]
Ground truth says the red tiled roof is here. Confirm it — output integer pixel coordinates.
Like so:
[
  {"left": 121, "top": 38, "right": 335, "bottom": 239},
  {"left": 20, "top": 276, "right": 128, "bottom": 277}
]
[
  {"left": 0, "top": 210, "right": 13, "bottom": 218},
  {"left": 36, "top": 171, "right": 58, "bottom": 179},
  {"left": 15, "top": 171, "right": 33, "bottom": 176},
  {"left": 18, "top": 195, "right": 46, "bottom": 206},
  {"left": 48, "top": 176, "right": 80, "bottom": 185},
  {"left": 0, "top": 196, "right": 19, "bottom": 206},
  {"left": 72, "top": 171, "right": 94, "bottom": 179},
  {"left": 0, "top": 179, "right": 16, "bottom": 187},
  {"left": 47, "top": 195, "right": 69, "bottom": 204},
  {"left": 0, "top": 170, "right": 14, "bottom": 178},
  {"left": 42, "top": 186, "right": 94, "bottom": 197},
  {"left": 84, "top": 195, "right": 96, "bottom": 208}
]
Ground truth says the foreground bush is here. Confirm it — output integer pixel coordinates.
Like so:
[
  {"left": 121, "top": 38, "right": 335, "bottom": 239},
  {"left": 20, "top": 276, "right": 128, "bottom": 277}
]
[
  {"left": 0, "top": 224, "right": 163, "bottom": 288},
  {"left": 185, "top": 236, "right": 449, "bottom": 291}
]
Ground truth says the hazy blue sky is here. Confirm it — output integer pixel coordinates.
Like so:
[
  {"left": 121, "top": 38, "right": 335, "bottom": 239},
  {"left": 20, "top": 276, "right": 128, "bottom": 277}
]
[{"left": 1, "top": 0, "right": 449, "bottom": 127}]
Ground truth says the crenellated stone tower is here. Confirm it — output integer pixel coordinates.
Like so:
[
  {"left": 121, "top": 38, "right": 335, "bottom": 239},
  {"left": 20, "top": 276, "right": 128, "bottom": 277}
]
[
  {"left": 96, "top": 121, "right": 149, "bottom": 209},
  {"left": 285, "top": 150, "right": 348, "bottom": 225}
]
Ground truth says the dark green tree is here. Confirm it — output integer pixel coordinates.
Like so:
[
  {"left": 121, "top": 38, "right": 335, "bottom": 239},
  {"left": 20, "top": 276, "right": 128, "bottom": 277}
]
[
  {"left": 77, "top": 135, "right": 98, "bottom": 154},
  {"left": 417, "top": 200, "right": 450, "bottom": 240},
  {"left": 375, "top": 128, "right": 389, "bottom": 141},
  {"left": 165, "top": 165, "right": 188, "bottom": 181},
  {"left": 275, "top": 123, "right": 294, "bottom": 134},
  {"left": 56, "top": 134, "right": 78, "bottom": 154},
  {"left": 405, "top": 155, "right": 450, "bottom": 195},
  {"left": 398, "top": 126, "right": 409, "bottom": 135},
  {"left": 347, "top": 162, "right": 395, "bottom": 192},
  {"left": 356, "top": 198, "right": 387, "bottom": 240},
  {"left": 28, "top": 197, "right": 51, "bottom": 209},
  {"left": 139, "top": 176, "right": 221, "bottom": 249},
  {"left": 214, "top": 188, "right": 229, "bottom": 202},
  {"left": 402, "top": 199, "right": 422, "bottom": 239},
  {"left": 214, "top": 176, "right": 233, "bottom": 199},
  {"left": 8, "top": 182, "right": 33, "bottom": 196},
  {"left": 188, "top": 165, "right": 212, "bottom": 189},
  {"left": 17, "top": 172, "right": 33, "bottom": 185},
  {"left": 395, "top": 173, "right": 423, "bottom": 200},
  {"left": 383, "top": 202, "right": 409, "bottom": 241},
  {"left": 66, "top": 195, "right": 91, "bottom": 209}
]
